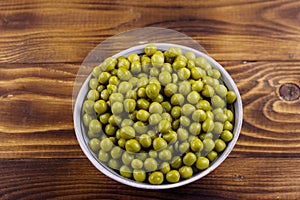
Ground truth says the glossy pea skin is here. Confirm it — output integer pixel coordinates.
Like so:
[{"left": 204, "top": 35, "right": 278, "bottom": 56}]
[
  {"left": 159, "top": 149, "right": 172, "bottom": 161},
  {"left": 123, "top": 99, "right": 136, "bottom": 113},
  {"left": 137, "top": 98, "right": 150, "bottom": 110},
  {"left": 189, "top": 122, "right": 201, "bottom": 135},
  {"left": 179, "top": 166, "right": 193, "bottom": 179},
  {"left": 139, "top": 134, "right": 152, "bottom": 148},
  {"left": 144, "top": 157, "right": 158, "bottom": 172},
  {"left": 100, "top": 138, "right": 114, "bottom": 152},
  {"left": 120, "top": 126, "right": 135, "bottom": 139},
  {"left": 183, "top": 152, "right": 197, "bottom": 167},
  {"left": 178, "top": 81, "right": 191, "bottom": 96},
  {"left": 178, "top": 68, "right": 191, "bottom": 80},
  {"left": 159, "top": 71, "right": 172, "bottom": 85},
  {"left": 89, "top": 138, "right": 101, "bottom": 153},
  {"left": 226, "top": 91, "right": 237, "bottom": 104},
  {"left": 153, "top": 137, "right": 168, "bottom": 151},
  {"left": 98, "top": 149, "right": 110, "bottom": 163},
  {"left": 136, "top": 110, "right": 150, "bottom": 122},
  {"left": 211, "top": 95, "right": 226, "bottom": 108},
  {"left": 110, "top": 146, "right": 123, "bottom": 159},
  {"left": 190, "top": 138, "right": 203, "bottom": 153},
  {"left": 203, "top": 138, "right": 215, "bottom": 152},
  {"left": 125, "top": 139, "right": 141, "bottom": 153},
  {"left": 146, "top": 83, "right": 160, "bottom": 99},
  {"left": 177, "top": 128, "right": 189, "bottom": 141},
  {"left": 121, "top": 151, "right": 134, "bottom": 165},
  {"left": 108, "top": 159, "right": 120, "bottom": 170},
  {"left": 83, "top": 100, "right": 95, "bottom": 115},
  {"left": 207, "top": 150, "right": 218, "bottom": 162},
  {"left": 158, "top": 119, "right": 172, "bottom": 134},
  {"left": 171, "top": 93, "right": 185, "bottom": 106},
  {"left": 131, "top": 159, "right": 144, "bottom": 169},
  {"left": 144, "top": 44, "right": 157, "bottom": 56},
  {"left": 83, "top": 113, "right": 93, "bottom": 127},
  {"left": 166, "top": 170, "right": 180, "bottom": 183},
  {"left": 134, "top": 121, "right": 148, "bottom": 134},
  {"left": 223, "top": 121, "right": 233, "bottom": 131},
  {"left": 88, "top": 119, "right": 102, "bottom": 135},
  {"left": 161, "top": 101, "right": 172, "bottom": 112},
  {"left": 191, "top": 67, "right": 206, "bottom": 80},
  {"left": 192, "top": 109, "right": 207, "bottom": 122},
  {"left": 215, "top": 139, "right": 227, "bottom": 152},
  {"left": 89, "top": 78, "right": 99, "bottom": 90},
  {"left": 179, "top": 116, "right": 190, "bottom": 127},
  {"left": 179, "top": 142, "right": 190, "bottom": 154},
  {"left": 197, "top": 100, "right": 212, "bottom": 111},
  {"left": 105, "top": 124, "right": 117, "bottom": 136},
  {"left": 196, "top": 157, "right": 210, "bottom": 170},
  {"left": 111, "top": 102, "right": 123, "bottom": 115},
  {"left": 181, "top": 104, "right": 196, "bottom": 116},
  {"left": 164, "top": 83, "right": 178, "bottom": 97},
  {"left": 148, "top": 171, "right": 164, "bottom": 185},
  {"left": 202, "top": 118, "right": 215, "bottom": 132},
  {"left": 149, "top": 102, "right": 163, "bottom": 114},
  {"left": 151, "top": 52, "right": 164, "bottom": 68},
  {"left": 187, "top": 91, "right": 201, "bottom": 105},
  {"left": 148, "top": 113, "right": 162, "bottom": 125},
  {"left": 133, "top": 169, "right": 146, "bottom": 182},
  {"left": 221, "top": 130, "right": 233, "bottom": 142},
  {"left": 171, "top": 106, "right": 181, "bottom": 119},
  {"left": 120, "top": 165, "right": 132, "bottom": 178}
]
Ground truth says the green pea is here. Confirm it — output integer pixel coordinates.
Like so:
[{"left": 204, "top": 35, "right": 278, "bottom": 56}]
[
  {"left": 179, "top": 116, "right": 190, "bottom": 127},
  {"left": 161, "top": 101, "right": 172, "bottom": 112},
  {"left": 171, "top": 156, "right": 182, "bottom": 169},
  {"left": 159, "top": 162, "right": 171, "bottom": 174},
  {"left": 192, "top": 80, "right": 204, "bottom": 92},
  {"left": 137, "top": 98, "right": 150, "bottom": 110},
  {"left": 207, "top": 151, "right": 218, "bottom": 162},
  {"left": 87, "top": 90, "right": 99, "bottom": 101},
  {"left": 151, "top": 53, "right": 164, "bottom": 68},
  {"left": 131, "top": 169, "right": 145, "bottom": 183},
  {"left": 190, "top": 138, "right": 203, "bottom": 152},
  {"left": 158, "top": 119, "right": 172, "bottom": 134},
  {"left": 134, "top": 121, "right": 148, "bottom": 134},
  {"left": 118, "top": 138, "right": 126, "bottom": 148},
  {"left": 117, "top": 68, "right": 132, "bottom": 81},
  {"left": 105, "top": 124, "right": 117, "bottom": 136},
  {"left": 179, "top": 141, "right": 190, "bottom": 153},
  {"left": 153, "top": 138, "right": 167, "bottom": 151},
  {"left": 158, "top": 149, "right": 172, "bottom": 161},
  {"left": 202, "top": 84, "right": 215, "bottom": 97},
  {"left": 144, "top": 44, "right": 157, "bottom": 56},
  {"left": 146, "top": 83, "right": 160, "bottom": 99},
  {"left": 181, "top": 104, "right": 195, "bottom": 116},
  {"left": 161, "top": 63, "right": 173, "bottom": 73},
  {"left": 108, "top": 115, "right": 122, "bottom": 126},
  {"left": 171, "top": 106, "right": 181, "bottom": 119},
  {"left": 89, "top": 78, "right": 99, "bottom": 90},
  {"left": 171, "top": 93, "right": 185, "bottom": 106},
  {"left": 148, "top": 171, "right": 164, "bottom": 184},
  {"left": 121, "top": 151, "right": 134, "bottom": 165},
  {"left": 185, "top": 51, "right": 196, "bottom": 60},
  {"left": 125, "top": 139, "right": 141, "bottom": 153},
  {"left": 211, "top": 95, "right": 226, "bottom": 108},
  {"left": 206, "top": 110, "right": 214, "bottom": 119},
  {"left": 118, "top": 81, "right": 132, "bottom": 94},
  {"left": 100, "top": 89, "right": 109, "bottom": 100},
  {"left": 144, "top": 157, "right": 158, "bottom": 172},
  {"left": 109, "top": 93, "right": 123, "bottom": 104},
  {"left": 186, "top": 91, "right": 200, "bottom": 105},
  {"left": 159, "top": 71, "right": 172, "bottom": 85},
  {"left": 225, "top": 109, "right": 234, "bottom": 122},
  {"left": 136, "top": 110, "right": 150, "bottom": 122},
  {"left": 163, "top": 131, "right": 177, "bottom": 144},
  {"left": 179, "top": 166, "right": 193, "bottom": 179},
  {"left": 89, "top": 138, "right": 101, "bottom": 153},
  {"left": 83, "top": 113, "right": 93, "bottom": 127},
  {"left": 192, "top": 109, "right": 207, "bottom": 122},
  {"left": 191, "top": 67, "right": 206, "bottom": 80},
  {"left": 119, "top": 165, "right": 132, "bottom": 179},
  {"left": 100, "top": 138, "right": 114, "bottom": 152},
  {"left": 164, "top": 83, "right": 178, "bottom": 97},
  {"left": 172, "top": 73, "right": 179, "bottom": 83},
  {"left": 93, "top": 100, "right": 107, "bottom": 115},
  {"left": 178, "top": 68, "right": 191, "bottom": 80},
  {"left": 226, "top": 91, "right": 237, "bottom": 104},
  {"left": 177, "top": 128, "right": 189, "bottom": 141},
  {"left": 183, "top": 152, "right": 197, "bottom": 166},
  {"left": 189, "top": 122, "right": 201, "bottom": 135},
  {"left": 111, "top": 102, "right": 123, "bottom": 115},
  {"left": 203, "top": 138, "right": 215, "bottom": 152},
  {"left": 110, "top": 146, "right": 123, "bottom": 159},
  {"left": 172, "top": 60, "right": 186, "bottom": 70},
  {"left": 98, "top": 149, "right": 110, "bottom": 163},
  {"left": 108, "top": 159, "right": 120, "bottom": 170},
  {"left": 92, "top": 65, "right": 101, "bottom": 78},
  {"left": 166, "top": 170, "right": 180, "bottom": 183},
  {"left": 148, "top": 113, "right": 162, "bottom": 125},
  {"left": 83, "top": 100, "right": 95, "bottom": 115},
  {"left": 197, "top": 100, "right": 211, "bottom": 111},
  {"left": 187, "top": 59, "right": 196, "bottom": 69},
  {"left": 223, "top": 121, "right": 233, "bottom": 131},
  {"left": 148, "top": 102, "right": 162, "bottom": 114},
  {"left": 97, "top": 85, "right": 105, "bottom": 92},
  {"left": 120, "top": 126, "right": 135, "bottom": 139},
  {"left": 212, "top": 122, "right": 224, "bottom": 135},
  {"left": 98, "top": 72, "right": 111, "bottom": 84},
  {"left": 202, "top": 118, "right": 214, "bottom": 133},
  {"left": 137, "top": 87, "right": 146, "bottom": 98},
  {"left": 123, "top": 99, "right": 136, "bottom": 113},
  {"left": 89, "top": 119, "right": 102, "bottom": 135},
  {"left": 215, "top": 84, "right": 228, "bottom": 98},
  {"left": 130, "top": 159, "right": 143, "bottom": 170},
  {"left": 139, "top": 134, "right": 152, "bottom": 148},
  {"left": 221, "top": 130, "right": 233, "bottom": 142},
  {"left": 178, "top": 81, "right": 191, "bottom": 96},
  {"left": 126, "top": 90, "right": 137, "bottom": 100},
  {"left": 196, "top": 157, "right": 210, "bottom": 170},
  {"left": 102, "top": 57, "right": 117, "bottom": 72}
]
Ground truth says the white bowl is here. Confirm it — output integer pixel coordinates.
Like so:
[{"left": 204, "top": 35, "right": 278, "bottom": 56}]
[{"left": 73, "top": 43, "right": 243, "bottom": 189}]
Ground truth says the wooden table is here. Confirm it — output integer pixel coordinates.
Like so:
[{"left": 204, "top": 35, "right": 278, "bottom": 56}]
[{"left": 1, "top": 0, "right": 300, "bottom": 199}]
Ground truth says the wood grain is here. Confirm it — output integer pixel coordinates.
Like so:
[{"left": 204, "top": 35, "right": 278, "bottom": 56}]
[
  {"left": 1, "top": 158, "right": 299, "bottom": 200},
  {"left": 1, "top": 0, "right": 300, "bottom": 199},
  {"left": 0, "top": 0, "right": 300, "bottom": 63}
]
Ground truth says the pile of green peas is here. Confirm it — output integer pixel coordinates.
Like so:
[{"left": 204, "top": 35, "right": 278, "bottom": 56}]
[{"left": 82, "top": 44, "right": 237, "bottom": 185}]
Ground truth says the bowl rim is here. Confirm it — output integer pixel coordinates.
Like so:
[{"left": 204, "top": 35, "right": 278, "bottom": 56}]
[{"left": 73, "top": 43, "right": 243, "bottom": 189}]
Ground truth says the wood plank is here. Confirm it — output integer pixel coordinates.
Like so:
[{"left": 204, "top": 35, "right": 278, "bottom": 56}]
[
  {"left": 0, "top": 0, "right": 300, "bottom": 63},
  {"left": 0, "top": 157, "right": 299, "bottom": 199},
  {"left": 0, "top": 61, "right": 299, "bottom": 158}
]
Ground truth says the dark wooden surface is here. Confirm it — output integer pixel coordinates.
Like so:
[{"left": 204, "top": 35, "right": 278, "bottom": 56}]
[{"left": 1, "top": 0, "right": 300, "bottom": 199}]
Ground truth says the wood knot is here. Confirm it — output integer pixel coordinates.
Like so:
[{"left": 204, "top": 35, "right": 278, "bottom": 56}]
[{"left": 279, "top": 83, "right": 300, "bottom": 101}]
